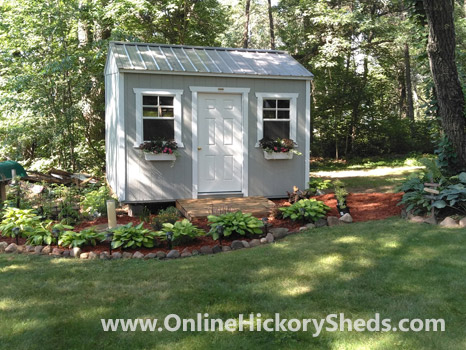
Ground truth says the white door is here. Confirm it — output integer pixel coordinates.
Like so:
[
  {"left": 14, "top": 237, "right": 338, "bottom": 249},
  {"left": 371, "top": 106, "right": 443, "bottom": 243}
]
[{"left": 198, "top": 93, "right": 243, "bottom": 193}]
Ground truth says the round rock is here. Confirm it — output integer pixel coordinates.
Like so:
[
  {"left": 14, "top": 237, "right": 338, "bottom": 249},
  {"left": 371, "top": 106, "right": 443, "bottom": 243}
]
[
  {"left": 166, "top": 250, "right": 180, "bottom": 259},
  {"left": 230, "top": 240, "right": 244, "bottom": 250},
  {"left": 5, "top": 243, "right": 18, "bottom": 254}
]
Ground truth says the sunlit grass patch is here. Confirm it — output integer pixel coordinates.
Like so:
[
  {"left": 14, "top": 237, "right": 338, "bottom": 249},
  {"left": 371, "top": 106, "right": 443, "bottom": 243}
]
[{"left": 0, "top": 218, "right": 464, "bottom": 349}]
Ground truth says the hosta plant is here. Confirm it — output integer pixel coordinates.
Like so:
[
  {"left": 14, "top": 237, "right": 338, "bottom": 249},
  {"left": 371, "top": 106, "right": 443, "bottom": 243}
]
[
  {"left": 0, "top": 208, "right": 42, "bottom": 238},
  {"left": 81, "top": 185, "right": 113, "bottom": 217},
  {"left": 25, "top": 222, "right": 74, "bottom": 246},
  {"left": 432, "top": 173, "right": 466, "bottom": 213},
  {"left": 58, "top": 228, "right": 106, "bottom": 248},
  {"left": 156, "top": 219, "right": 204, "bottom": 245},
  {"left": 280, "top": 199, "right": 330, "bottom": 223},
  {"left": 110, "top": 222, "right": 157, "bottom": 249},
  {"left": 207, "top": 211, "right": 263, "bottom": 239}
]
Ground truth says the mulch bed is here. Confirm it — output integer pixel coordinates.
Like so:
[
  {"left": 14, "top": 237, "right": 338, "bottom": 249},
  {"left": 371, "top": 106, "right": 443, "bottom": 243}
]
[{"left": 1, "top": 192, "right": 404, "bottom": 254}]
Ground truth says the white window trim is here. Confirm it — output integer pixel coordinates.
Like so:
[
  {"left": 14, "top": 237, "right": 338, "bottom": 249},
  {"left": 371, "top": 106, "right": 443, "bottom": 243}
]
[
  {"left": 305, "top": 80, "right": 311, "bottom": 190},
  {"left": 189, "top": 86, "right": 250, "bottom": 199},
  {"left": 255, "top": 92, "right": 298, "bottom": 147},
  {"left": 133, "top": 88, "right": 184, "bottom": 148}
]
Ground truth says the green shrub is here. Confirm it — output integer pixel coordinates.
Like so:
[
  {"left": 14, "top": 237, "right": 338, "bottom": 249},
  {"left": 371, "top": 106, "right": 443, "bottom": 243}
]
[
  {"left": 156, "top": 219, "right": 204, "bottom": 245},
  {"left": 334, "top": 180, "right": 348, "bottom": 208},
  {"left": 308, "top": 177, "right": 332, "bottom": 194},
  {"left": 280, "top": 199, "right": 330, "bottom": 223},
  {"left": 81, "top": 185, "right": 113, "bottom": 217},
  {"left": 207, "top": 211, "right": 263, "bottom": 239},
  {"left": 0, "top": 208, "right": 42, "bottom": 238},
  {"left": 58, "top": 228, "right": 106, "bottom": 248},
  {"left": 152, "top": 206, "right": 180, "bottom": 230},
  {"left": 26, "top": 222, "right": 74, "bottom": 246},
  {"left": 432, "top": 172, "right": 466, "bottom": 213},
  {"left": 110, "top": 223, "right": 157, "bottom": 249}
]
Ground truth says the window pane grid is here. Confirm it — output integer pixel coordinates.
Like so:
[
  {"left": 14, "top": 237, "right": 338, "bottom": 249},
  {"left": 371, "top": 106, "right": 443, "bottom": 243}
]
[
  {"left": 262, "top": 98, "right": 291, "bottom": 139},
  {"left": 143, "top": 94, "right": 174, "bottom": 119}
]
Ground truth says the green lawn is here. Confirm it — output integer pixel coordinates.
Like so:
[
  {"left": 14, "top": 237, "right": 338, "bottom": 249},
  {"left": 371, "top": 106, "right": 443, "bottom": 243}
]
[
  {"left": 309, "top": 154, "right": 428, "bottom": 192},
  {"left": 1, "top": 218, "right": 465, "bottom": 350},
  {"left": 311, "top": 167, "right": 421, "bottom": 193}
]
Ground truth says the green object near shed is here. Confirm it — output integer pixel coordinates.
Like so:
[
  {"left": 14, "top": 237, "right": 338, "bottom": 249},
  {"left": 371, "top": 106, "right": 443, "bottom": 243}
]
[{"left": 0, "top": 160, "right": 27, "bottom": 180}]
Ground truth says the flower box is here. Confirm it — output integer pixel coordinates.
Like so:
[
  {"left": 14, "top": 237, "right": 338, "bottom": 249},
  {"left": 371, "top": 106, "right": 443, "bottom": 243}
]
[
  {"left": 263, "top": 151, "right": 294, "bottom": 160},
  {"left": 144, "top": 153, "right": 176, "bottom": 161}
]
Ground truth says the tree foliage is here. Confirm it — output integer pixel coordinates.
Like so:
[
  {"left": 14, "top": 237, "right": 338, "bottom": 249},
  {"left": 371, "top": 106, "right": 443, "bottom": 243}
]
[
  {"left": 0, "top": 0, "right": 464, "bottom": 172},
  {"left": 0, "top": 0, "right": 229, "bottom": 173}
]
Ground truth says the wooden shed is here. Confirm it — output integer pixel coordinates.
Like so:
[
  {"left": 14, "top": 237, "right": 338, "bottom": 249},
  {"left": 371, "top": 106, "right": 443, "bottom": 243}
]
[{"left": 105, "top": 41, "right": 313, "bottom": 203}]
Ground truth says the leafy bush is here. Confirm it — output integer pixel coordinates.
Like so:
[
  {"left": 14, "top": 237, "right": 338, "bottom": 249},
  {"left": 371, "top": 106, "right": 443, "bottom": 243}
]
[
  {"left": 26, "top": 222, "right": 74, "bottom": 246},
  {"left": 432, "top": 173, "right": 466, "bottom": 214},
  {"left": 81, "top": 185, "right": 113, "bottom": 217},
  {"left": 111, "top": 223, "right": 157, "bottom": 249},
  {"left": 280, "top": 199, "right": 330, "bottom": 223},
  {"left": 0, "top": 208, "right": 42, "bottom": 238},
  {"left": 58, "top": 228, "right": 106, "bottom": 248},
  {"left": 152, "top": 207, "right": 180, "bottom": 230},
  {"left": 156, "top": 219, "right": 204, "bottom": 245},
  {"left": 334, "top": 180, "right": 348, "bottom": 207},
  {"left": 207, "top": 211, "right": 264, "bottom": 239},
  {"left": 308, "top": 177, "right": 332, "bottom": 194},
  {"left": 398, "top": 175, "right": 424, "bottom": 193},
  {"left": 399, "top": 191, "right": 432, "bottom": 214}
]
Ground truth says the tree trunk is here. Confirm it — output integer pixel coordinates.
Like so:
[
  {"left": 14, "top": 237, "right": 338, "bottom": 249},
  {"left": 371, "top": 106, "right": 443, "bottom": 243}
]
[
  {"left": 267, "top": 0, "right": 276, "bottom": 50},
  {"left": 404, "top": 42, "right": 415, "bottom": 135},
  {"left": 242, "top": 0, "right": 251, "bottom": 49},
  {"left": 423, "top": 0, "right": 466, "bottom": 168}
]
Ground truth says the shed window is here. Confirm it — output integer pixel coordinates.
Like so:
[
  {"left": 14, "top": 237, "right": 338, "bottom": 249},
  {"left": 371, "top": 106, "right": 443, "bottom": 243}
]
[
  {"left": 262, "top": 99, "right": 291, "bottom": 140},
  {"left": 255, "top": 93, "right": 299, "bottom": 147},
  {"left": 134, "top": 89, "right": 184, "bottom": 148},
  {"left": 142, "top": 95, "right": 175, "bottom": 140}
]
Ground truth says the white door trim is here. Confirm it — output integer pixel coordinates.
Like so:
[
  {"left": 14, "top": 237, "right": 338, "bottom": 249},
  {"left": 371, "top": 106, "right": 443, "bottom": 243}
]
[{"left": 190, "top": 87, "right": 250, "bottom": 199}]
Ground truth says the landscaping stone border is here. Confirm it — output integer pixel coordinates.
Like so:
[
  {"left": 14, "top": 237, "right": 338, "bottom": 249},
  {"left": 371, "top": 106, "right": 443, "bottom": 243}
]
[
  {"left": 0, "top": 214, "right": 354, "bottom": 260},
  {"left": 404, "top": 209, "right": 466, "bottom": 228}
]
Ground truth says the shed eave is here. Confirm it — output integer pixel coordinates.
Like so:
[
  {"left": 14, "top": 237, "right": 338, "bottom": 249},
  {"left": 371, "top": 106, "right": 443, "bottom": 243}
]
[{"left": 117, "top": 68, "right": 314, "bottom": 80}]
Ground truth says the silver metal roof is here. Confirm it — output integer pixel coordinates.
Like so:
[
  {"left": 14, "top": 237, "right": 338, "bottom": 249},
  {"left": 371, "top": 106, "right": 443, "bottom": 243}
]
[{"left": 108, "top": 41, "right": 313, "bottom": 78}]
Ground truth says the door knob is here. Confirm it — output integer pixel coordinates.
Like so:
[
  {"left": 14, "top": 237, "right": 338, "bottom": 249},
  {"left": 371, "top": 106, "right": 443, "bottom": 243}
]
[{"left": 197, "top": 147, "right": 202, "bottom": 150}]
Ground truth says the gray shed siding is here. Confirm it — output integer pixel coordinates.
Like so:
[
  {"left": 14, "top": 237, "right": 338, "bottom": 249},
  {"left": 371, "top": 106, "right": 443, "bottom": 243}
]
[
  {"left": 122, "top": 73, "right": 308, "bottom": 202},
  {"left": 105, "top": 55, "right": 126, "bottom": 200}
]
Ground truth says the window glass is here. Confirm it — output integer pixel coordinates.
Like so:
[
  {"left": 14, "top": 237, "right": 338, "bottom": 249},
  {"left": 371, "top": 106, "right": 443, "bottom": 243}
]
[
  {"left": 142, "top": 94, "right": 176, "bottom": 141},
  {"left": 143, "top": 107, "right": 159, "bottom": 117},
  {"left": 159, "top": 96, "right": 174, "bottom": 106},
  {"left": 277, "top": 100, "right": 290, "bottom": 109},
  {"left": 160, "top": 107, "right": 174, "bottom": 117},
  {"left": 262, "top": 98, "right": 291, "bottom": 139},
  {"left": 277, "top": 110, "right": 290, "bottom": 119},
  {"left": 264, "top": 121, "right": 290, "bottom": 140},
  {"left": 143, "top": 95, "right": 158, "bottom": 105},
  {"left": 263, "top": 110, "right": 276, "bottom": 119},
  {"left": 143, "top": 119, "right": 174, "bottom": 141}
]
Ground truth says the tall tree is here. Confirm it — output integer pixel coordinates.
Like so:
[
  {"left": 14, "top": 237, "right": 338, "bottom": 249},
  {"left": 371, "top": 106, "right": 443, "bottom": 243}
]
[
  {"left": 423, "top": 0, "right": 466, "bottom": 167},
  {"left": 267, "top": 0, "right": 276, "bottom": 50},
  {"left": 242, "top": 0, "right": 251, "bottom": 48}
]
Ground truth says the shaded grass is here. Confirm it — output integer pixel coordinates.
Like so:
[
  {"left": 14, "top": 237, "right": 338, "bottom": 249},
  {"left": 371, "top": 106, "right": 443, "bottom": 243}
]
[{"left": 1, "top": 218, "right": 465, "bottom": 349}]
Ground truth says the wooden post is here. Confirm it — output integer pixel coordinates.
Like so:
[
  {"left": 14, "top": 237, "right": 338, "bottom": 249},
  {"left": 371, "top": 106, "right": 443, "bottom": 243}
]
[
  {"left": 107, "top": 200, "right": 117, "bottom": 229},
  {"left": 0, "top": 182, "right": 6, "bottom": 202}
]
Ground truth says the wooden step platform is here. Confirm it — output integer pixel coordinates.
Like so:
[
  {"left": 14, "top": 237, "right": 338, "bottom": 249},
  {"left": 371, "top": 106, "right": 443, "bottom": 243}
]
[{"left": 176, "top": 196, "right": 275, "bottom": 220}]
